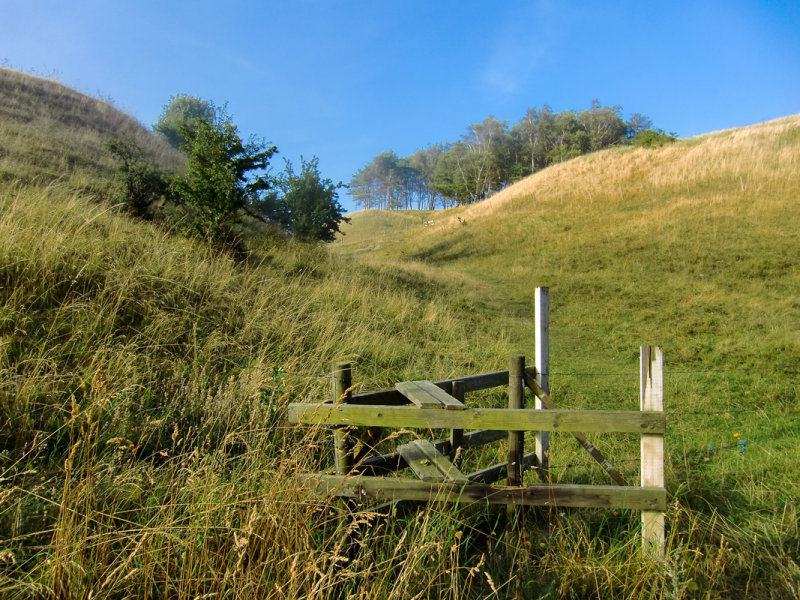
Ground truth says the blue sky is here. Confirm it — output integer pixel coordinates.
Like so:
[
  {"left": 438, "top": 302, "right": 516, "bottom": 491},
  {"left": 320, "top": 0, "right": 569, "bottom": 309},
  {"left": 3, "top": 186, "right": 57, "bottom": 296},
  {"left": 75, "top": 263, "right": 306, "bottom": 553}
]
[{"left": 2, "top": 0, "right": 799, "bottom": 211}]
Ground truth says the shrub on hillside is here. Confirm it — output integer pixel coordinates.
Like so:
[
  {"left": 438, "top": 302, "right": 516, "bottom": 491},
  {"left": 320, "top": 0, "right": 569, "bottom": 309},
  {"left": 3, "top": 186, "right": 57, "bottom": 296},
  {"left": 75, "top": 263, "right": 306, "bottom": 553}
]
[
  {"left": 633, "top": 129, "right": 676, "bottom": 148},
  {"left": 107, "top": 136, "right": 170, "bottom": 218}
]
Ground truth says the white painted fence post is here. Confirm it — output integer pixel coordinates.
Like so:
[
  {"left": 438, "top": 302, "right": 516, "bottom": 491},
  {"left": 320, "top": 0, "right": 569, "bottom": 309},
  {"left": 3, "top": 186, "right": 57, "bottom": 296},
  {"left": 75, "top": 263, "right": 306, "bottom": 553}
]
[{"left": 535, "top": 287, "right": 550, "bottom": 475}]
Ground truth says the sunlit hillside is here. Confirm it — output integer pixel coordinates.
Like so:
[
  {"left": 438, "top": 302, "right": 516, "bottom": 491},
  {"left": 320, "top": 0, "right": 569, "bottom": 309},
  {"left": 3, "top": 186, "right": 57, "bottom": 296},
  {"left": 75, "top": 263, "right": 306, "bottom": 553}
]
[
  {"left": 0, "top": 67, "right": 182, "bottom": 194},
  {"left": 335, "top": 116, "right": 800, "bottom": 597},
  {"left": 1, "top": 67, "right": 798, "bottom": 598},
  {"left": 339, "top": 116, "right": 800, "bottom": 369}
]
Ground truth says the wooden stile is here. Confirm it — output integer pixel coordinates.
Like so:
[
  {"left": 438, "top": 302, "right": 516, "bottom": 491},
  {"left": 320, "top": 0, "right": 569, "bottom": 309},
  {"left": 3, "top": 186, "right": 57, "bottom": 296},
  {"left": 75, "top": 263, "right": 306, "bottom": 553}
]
[{"left": 292, "top": 293, "right": 670, "bottom": 554}]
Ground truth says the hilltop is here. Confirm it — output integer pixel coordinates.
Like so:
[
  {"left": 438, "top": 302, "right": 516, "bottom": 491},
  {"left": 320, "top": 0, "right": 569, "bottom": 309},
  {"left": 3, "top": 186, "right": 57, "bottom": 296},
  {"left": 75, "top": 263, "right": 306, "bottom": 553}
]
[
  {"left": 1, "top": 68, "right": 798, "bottom": 598},
  {"left": 338, "top": 116, "right": 800, "bottom": 368},
  {"left": 0, "top": 67, "right": 181, "bottom": 194}
]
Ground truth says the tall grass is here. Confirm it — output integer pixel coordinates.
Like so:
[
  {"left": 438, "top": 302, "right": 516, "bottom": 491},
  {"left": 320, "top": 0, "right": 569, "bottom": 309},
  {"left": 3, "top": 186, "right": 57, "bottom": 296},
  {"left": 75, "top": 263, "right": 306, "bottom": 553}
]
[
  {"left": 335, "top": 115, "right": 800, "bottom": 597},
  {"left": 0, "top": 181, "right": 523, "bottom": 598},
  {"left": 0, "top": 67, "right": 182, "bottom": 196},
  {"left": 1, "top": 68, "right": 798, "bottom": 597}
]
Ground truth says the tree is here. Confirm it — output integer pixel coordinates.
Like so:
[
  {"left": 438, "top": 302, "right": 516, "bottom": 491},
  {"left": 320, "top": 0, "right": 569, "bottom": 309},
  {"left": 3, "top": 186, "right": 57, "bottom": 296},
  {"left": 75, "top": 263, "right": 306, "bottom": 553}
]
[
  {"left": 107, "top": 135, "right": 169, "bottom": 218},
  {"left": 626, "top": 113, "right": 653, "bottom": 139},
  {"left": 279, "top": 157, "right": 349, "bottom": 242},
  {"left": 153, "top": 95, "right": 215, "bottom": 150},
  {"left": 432, "top": 142, "right": 498, "bottom": 205},
  {"left": 170, "top": 106, "right": 277, "bottom": 241},
  {"left": 511, "top": 105, "right": 555, "bottom": 174},
  {"left": 578, "top": 100, "right": 626, "bottom": 150}
]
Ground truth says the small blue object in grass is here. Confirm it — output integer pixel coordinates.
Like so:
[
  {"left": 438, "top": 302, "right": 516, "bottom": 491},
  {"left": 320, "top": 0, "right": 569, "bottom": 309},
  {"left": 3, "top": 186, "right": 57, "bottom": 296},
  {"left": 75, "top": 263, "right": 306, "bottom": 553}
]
[
  {"left": 738, "top": 439, "right": 747, "bottom": 453},
  {"left": 708, "top": 444, "right": 714, "bottom": 454}
]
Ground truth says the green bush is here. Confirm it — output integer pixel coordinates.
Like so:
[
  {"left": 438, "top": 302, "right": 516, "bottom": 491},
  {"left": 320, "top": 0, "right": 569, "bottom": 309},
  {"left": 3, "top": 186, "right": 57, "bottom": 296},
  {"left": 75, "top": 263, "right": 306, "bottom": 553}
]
[{"left": 107, "top": 136, "right": 170, "bottom": 218}]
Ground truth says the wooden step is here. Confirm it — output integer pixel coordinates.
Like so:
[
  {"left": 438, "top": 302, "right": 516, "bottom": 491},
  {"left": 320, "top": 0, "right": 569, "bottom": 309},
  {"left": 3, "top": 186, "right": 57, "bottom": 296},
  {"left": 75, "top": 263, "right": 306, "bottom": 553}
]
[
  {"left": 395, "top": 380, "right": 466, "bottom": 410},
  {"left": 397, "top": 439, "right": 468, "bottom": 482}
]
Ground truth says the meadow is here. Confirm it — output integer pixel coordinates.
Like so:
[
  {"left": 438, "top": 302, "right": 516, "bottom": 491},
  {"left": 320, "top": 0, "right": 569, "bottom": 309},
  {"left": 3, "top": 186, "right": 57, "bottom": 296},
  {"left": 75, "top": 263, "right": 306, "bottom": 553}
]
[{"left": 1, "top": 67, "right": 798, "bottom": 598}]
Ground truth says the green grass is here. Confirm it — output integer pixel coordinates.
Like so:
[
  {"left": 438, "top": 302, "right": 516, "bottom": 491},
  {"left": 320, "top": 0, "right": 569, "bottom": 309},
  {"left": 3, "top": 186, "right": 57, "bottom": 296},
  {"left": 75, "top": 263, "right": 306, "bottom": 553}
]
[
  {"left": 336, "top": 116, "right": 800, "bottom": 597},
  {"left": 1, "top": 68, "right": 798, "bottom": 598}
]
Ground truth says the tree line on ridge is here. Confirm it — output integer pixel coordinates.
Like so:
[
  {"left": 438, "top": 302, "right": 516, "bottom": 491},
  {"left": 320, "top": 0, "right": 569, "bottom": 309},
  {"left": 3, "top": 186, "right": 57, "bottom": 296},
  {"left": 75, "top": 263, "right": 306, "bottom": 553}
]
[{"left": 349, "top": 100, "right": 675, "bottom": 210}]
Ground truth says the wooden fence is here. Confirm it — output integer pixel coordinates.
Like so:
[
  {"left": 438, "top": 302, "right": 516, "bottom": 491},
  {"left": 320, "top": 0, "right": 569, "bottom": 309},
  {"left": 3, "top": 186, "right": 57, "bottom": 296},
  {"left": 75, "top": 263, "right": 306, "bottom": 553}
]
[{"left": 288, "top": 288, "right": 667, "bottom": 555}]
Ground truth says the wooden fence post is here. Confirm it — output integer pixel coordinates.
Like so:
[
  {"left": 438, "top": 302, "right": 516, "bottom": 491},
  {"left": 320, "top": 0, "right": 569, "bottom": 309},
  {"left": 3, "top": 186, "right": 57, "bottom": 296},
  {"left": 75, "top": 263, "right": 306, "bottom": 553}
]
[
  {"left": 640, "top": 346, "right": 665, "bottom": 557},
  {"left": 535, "top": 287, "right": 550, "bottom": 476},
  {"left": 507, "top": 355, "right": 525, "bottom": 487},
  {"left": 333, "top": 361, "right": 353, "bottom": 475},
  {"left": 450, "top": 380, "right": 465, "bottom": 469}
]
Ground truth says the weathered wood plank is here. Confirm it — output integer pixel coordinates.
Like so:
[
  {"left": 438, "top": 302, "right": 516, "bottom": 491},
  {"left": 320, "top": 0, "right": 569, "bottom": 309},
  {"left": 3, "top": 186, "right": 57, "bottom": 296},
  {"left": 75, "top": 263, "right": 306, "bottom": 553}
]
[
  {"left": 535, "top": 287, "right": 550, "bottom": 474},
  {"left": 332, "top": 362, "right": 353, "bottom": 475},
  {"left": 468, "top": 452, "right": 541, "bottom": 484},
  {"left": 395, "top": 380, "right": 465, "bottom": 410},
  {"left": 641, "top": 346, "right": 665, "bottom": 556},
  {"left": 288, "top": 404, "right": 666, "bottom": 434},
  {"left": 354, "top": 429, "right": 507, "bottom": 475},
  {"left": 349, "top": 371, "right": 511, "bottom": 405},
  {"left": 507, "top": 355, "right": 525, "bottom": 486},
  {"left": 449, "top": 380, "right": 465, "bottom": 468},
  {"left": 524, "top": 369, "right": 629, "bottom": 486},
  {"left": 298, "top": 474, "right": 667, "bottom": 510},
  {"left": 397, "top": 440, "right": 468, "bottom": 482}
]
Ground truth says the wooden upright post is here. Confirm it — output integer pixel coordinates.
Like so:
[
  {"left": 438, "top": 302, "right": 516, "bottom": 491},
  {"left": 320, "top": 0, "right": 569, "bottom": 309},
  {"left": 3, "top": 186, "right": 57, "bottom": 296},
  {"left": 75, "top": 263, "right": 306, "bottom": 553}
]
[
  {"left": 535, "top": 287, "right": 550, "bottom": 476},
  {"left": 450, "top": 380, "right": 465, "bottom": 469},
  {"left": 507, "top": 355, "right": 525, "bottom": 486},
  {"left": 333, "top": 361, "right": 353, "bottom": 475},
  {"left": 640, "top": 346, "right": 665, "bottom": 557}
]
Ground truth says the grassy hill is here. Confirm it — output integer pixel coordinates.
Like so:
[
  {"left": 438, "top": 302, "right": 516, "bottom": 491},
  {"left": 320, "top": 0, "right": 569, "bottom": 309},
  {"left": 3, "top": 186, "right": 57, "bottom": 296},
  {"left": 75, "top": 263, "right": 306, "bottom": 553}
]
[
  {"left": 1, "top": 67, "right": 798, "bottom": 598},
  {"left": 0, "top": 70, "right": 519, "bottom": 599},
  {"left": 336, "top": 117, "right": 800, "bottom": 595},
  {"left": 0, "top": 67, "right": 181, "bottom": 195},
  {"left": 339, "top": 117, "right": 800, "bottom": 369}
]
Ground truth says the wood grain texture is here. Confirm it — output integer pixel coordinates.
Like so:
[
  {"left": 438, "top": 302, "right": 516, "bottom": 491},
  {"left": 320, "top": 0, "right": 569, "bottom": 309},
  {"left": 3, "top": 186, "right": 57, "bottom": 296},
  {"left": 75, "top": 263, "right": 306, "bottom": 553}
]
[
  {"left": 349, "top": 371, "right": 510, "bottom": 405},
  {"left": 299, "top": 474, "right": 667, "bottom": 510},
  {"left": 640, "top": 345, "right": 665, "bottom": 556},
  {"left": 288, "top": 403, "right": 666, "bottom": 434},
  {"left": 397, "top": 439, "right": 468, "bottom": 482},
  {"left": 395, "top": 380, "right": 466, "bottom": 409},
  {"left": 535, "top": 287, "right": 550, "bottom": 472},
  {"left": 507, "top": 355, "right": 525, "bottom": 486}
]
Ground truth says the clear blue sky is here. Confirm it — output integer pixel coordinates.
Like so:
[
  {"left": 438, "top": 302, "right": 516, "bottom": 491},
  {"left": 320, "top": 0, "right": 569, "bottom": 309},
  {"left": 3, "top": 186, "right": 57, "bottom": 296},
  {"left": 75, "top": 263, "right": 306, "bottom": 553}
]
[{"left": 2, "top": 0, "right": 799, "bottom": 211}]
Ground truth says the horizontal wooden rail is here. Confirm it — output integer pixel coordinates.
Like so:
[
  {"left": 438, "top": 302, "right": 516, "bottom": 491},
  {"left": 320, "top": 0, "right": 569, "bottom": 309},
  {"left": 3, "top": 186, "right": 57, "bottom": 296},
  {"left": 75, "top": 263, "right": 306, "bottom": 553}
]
[
  {"left": 355, "top": 429, "right": 507, "bottom": 475},
  {"left": 299, "top": 474, "right": 667, "bottom": 510},
  {"left": 467, "top": 452, "right": 541, "bottom": 484},
  {"left": 347, "top": 370, "right": 510, "bottom": 405},
  {"left": 288, "top": 404, "right": 665, "bottom": 434}
]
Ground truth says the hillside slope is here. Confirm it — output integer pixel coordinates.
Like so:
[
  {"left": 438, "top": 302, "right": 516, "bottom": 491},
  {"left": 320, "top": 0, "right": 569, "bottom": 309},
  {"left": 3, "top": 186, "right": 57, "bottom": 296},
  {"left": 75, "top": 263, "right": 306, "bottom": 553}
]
[
  {"left": 1, "top": 68, "right": 798, "bottom": 598},
  {"left": 0, "top": 67, "right": 181, "bottom": 194},
  {"left": 0, "top": 71, "right": 520, "bottom": 598},
  {"left": 335, "top": 117, "right": 800, "bottom": 596},
  {"left": 340, "top": 116, "right": 800, "bottom": 369}
]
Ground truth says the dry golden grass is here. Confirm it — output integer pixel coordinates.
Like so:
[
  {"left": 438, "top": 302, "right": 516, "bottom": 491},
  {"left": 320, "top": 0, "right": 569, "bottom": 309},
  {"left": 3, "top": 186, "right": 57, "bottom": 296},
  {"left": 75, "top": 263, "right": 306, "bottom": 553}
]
[
  {"left": 2, "top": 68, "right": 799, "bottom": 598},
  {"left": 411, "top": 114, "right": 800, "bottom": 230}
]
